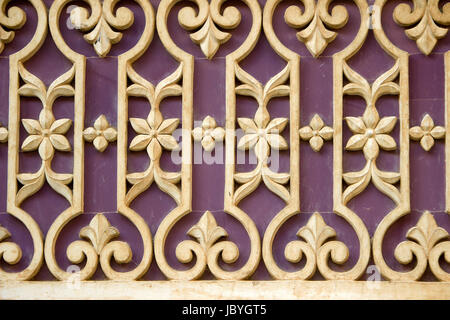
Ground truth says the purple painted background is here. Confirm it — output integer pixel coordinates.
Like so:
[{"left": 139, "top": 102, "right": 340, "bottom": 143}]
[{"left": 0, "top": 0, "right": 449, "bottom": 281}]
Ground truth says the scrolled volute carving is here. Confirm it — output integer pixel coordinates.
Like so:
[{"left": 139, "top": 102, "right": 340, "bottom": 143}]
[
  {"left": 284, "top": 213, "right": 349, "bottom": 279},
  {"left": 176, "top": 211, "right": 239, "bottom": 279},
  {"left": 0, "top": 0, "right": 27, "bottom": 53},
  {"left": 395, "top": 211, "right": 450, "bottom": 281},
  {"left": 66, "top": 213, "right": 132, "bottom": 280}
]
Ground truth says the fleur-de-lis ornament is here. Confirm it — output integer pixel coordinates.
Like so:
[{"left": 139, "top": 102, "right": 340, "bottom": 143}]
[
  {"left": 187, "top": 211, "right": 228, "bottom": 252},
  {"left": 70, "top": 0, "right": 134, "bottom": 57},
  {"left": 409, "top": 114, "right": 445, "bottom": 151},
  {"left": 84, "top": 115, "right": 118, "bottom": 152},
  {"left": 284, "top": 0, "right": 348, "bottom": 57},
  {"left": 393, "top": 0, "right": 449, "bottom": 55},
  {"left": 79, "top": 213, "right": 120, "bottom": 255},
  {"left": 178, "top": 2, "right": 241, "bottom": 59}
]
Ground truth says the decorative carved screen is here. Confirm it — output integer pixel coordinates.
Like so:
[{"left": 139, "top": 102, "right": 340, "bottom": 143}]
[{"left": 0, "top": 0, "right": 449, "bottom": 300}]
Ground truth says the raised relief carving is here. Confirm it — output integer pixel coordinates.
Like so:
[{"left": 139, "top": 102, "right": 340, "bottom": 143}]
[
  {"left": 342, "top": 61, "right": 400, "bottom": 205},
  {"left": 126, "top": 64, "right": 182, "bottom": 206},
  {"left": 17, "top": 64, "right": 74, "bottom": 206},
  {"left": 395, "top": 211, "right": 450, "bottom": 281},
  {"left": 192, "top": 116, "right": 225, "bottom": 152},
  {"left": 284, "top": 212, "right": 348, "bottom": 279},
  {"left": 410, "top": 113, "right": 445, "bottom": 151},
  {"left": 393, "top": 0, "right": 449, "bottom": 55},
  {"left": 299, "top": 114, "right": 333, "bottom": 152},
  {"left": 0, "top": 1, "right": 26, "bottom": 53},
  {"left": 83, "top": 115, "right": 117, "bottom": 152},
  {"left": 0, "top": 123, "right": 7, "bottom": 142},
  {"left": 66, "top": 213, "right": 132, "bottom": 279},
  {"left": 69, "top": 0, "right": 134, "bottom": 57},
  {"left": 0, "top": 225, "right": 22, "bottom": 266},
  {"left": 284, "top": 0, "right": 349, "bottom": 57},
  {"left": 178, "top": 0, "right": 241, "bottom": 59},
  {"left": 234, "top": 64, "right": 290, "bottom": 204},
  {"left": 176, "top": 211, "right": 239, "bottom": 279}
]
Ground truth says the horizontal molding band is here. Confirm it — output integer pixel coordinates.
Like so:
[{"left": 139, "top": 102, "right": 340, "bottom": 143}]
[{"left": 1, "top": 280, "right": 449, "bottom": 300}]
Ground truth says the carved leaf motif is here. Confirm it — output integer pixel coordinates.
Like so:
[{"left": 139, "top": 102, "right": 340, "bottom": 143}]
[
  {"left": 80, "top": 213, "right": 120, "bottom": 254},
  {"left": 343, "top": 61, "right": 399, "bottom": 106},
  {"left": 125, "top": 165, "right": 154, "bottom": 205},
  {"left": 342, "top": 161, "right": 371, "bottom": 205},
  {"left": 261, "top": 165, "right": 290, "bottom": 203},
  {"left": 45, "top": 165, "right": 73, "bottom": 205},
  {"left": 406, "top": 211, "right": 449, "bottom": 255},
  {"left": 297, "top": 212, "right": 336, "bottom": 251},
  {"left": 187, "top": 211, "right": 228, "bottom": 250},
  {"left": 16, "top": 164, "right": 46, "bottom": 206}
]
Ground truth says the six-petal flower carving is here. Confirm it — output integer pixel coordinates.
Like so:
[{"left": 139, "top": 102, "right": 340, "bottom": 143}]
[
  {"left": 299, "top": 114, "right": 333, "bottom": 152},
  {"left": 129, "top": 111, "right": 179, "bottom": 160},
  {"left": 84, "top": 115, "right": 118, "bottom": 152},
  {"left": 410, "top": 114, "right": 445, "bottom": 151},
  {"left": 192, "top": 116, "right": 225, "bottom": 152},
  {"left": 237, "top": 117, "right": 288, "bottom": 161},
  {"left": 21, "top": 110, "right": 72, "bottom": 161},
  {"left": 345, "top": 107, "right": 397, "bottom": 160}
]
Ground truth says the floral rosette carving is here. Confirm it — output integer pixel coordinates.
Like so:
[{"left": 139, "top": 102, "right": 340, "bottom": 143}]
[
  {"left": 393, "top": 0, "right": 450, "bottom": 55},
  {"left": 284, "top": 0, "right": 349, "bottom": 57},
  {"left": 69, "top": 0, "right": 134, "bottom": 57},
  {"left": 233, "top": 64, "right": 291, "bottom": 204},
  {"left": 17, "top": 64, "right": 75, "bottom": 206},
  {"left": 125, "top": 64, "right": 182, "bottom": 205},
  {"left": 342, "top": 61, "right": 401, "bottom": 205},
  {"left": 177, "top": 0, "right": 242, "bottom": 59}
]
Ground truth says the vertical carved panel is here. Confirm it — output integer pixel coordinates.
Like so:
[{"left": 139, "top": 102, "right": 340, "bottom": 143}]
[{"left": 1, "top": 0, "right": 47, "bottom": 280}]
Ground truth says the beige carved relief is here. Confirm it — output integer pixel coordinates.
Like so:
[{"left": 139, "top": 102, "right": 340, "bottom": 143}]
[
  {"left": 192, "top": 116, "right": 225, "bottom": 152},
  {"left": 299, "top": 114, "right": 333, "bottom": 152},
  {"left": 83, "top": 115, "right": 117, "bottom": 152},
  {"left": 0, "top": 0, "right": 448, "bottom": 300},
  {"left": 70, "top": 0, "right": 134, "bottom": 57},
  {"left": 284, "top": 0, "right": 349, "bottom": 57},
  {"left": 393, "top": 0, "right": 449, "bottom": 55},
  {"left": 410, "top": 114, "right": 445, "bottom": 151}
]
